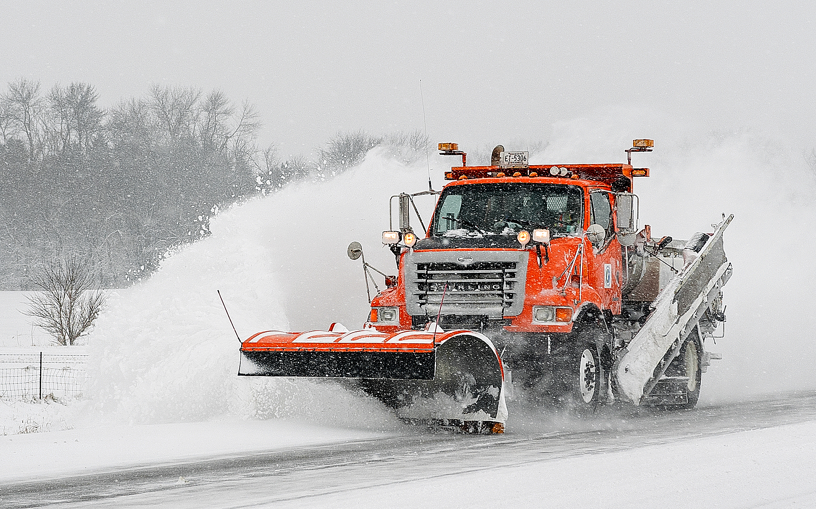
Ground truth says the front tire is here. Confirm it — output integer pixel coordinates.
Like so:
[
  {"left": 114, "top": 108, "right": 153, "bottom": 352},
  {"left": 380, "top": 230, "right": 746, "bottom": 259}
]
[
  {"left": 575, "top": 344, "right": 601, "bottom": 407},
  {"left": 556, "top": 342, "right": 601, "bottom": 412}
]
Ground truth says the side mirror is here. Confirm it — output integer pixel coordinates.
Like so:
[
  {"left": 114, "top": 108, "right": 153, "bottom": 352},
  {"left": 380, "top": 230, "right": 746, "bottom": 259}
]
[
  {"left": 615, "top": 193, "right": 638, "bottom": 233},
  {"left": 347, "top": 241, "right": 363, "bottom": 260},
  {"left": 398, "top": 193, "right": 410, "bottom": 231},
  {"left": 587, "top": 224, "right": 606, "bottom": 246}
]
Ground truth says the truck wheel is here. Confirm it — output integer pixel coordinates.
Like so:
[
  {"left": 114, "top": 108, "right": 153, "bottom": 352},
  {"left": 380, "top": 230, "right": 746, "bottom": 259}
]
[
  {"left": 560, "top": 343, "right": 601, "bottom": 413},
  {"left": 578, "top": 345, "right": 600, "bottom": 404},
  {"left": 678, "top": 337, "right": 702, "bottom": 409}
]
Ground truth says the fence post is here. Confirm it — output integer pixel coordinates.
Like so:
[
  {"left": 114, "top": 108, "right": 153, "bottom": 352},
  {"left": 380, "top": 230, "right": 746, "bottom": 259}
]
[{"left": 39, "top": 351, "right": 43, "bottom": 400}]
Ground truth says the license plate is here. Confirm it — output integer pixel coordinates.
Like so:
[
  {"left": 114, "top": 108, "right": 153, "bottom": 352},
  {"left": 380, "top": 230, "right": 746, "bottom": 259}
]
[{"left": 499, "top": 151, "right": 529, "bottom": 168}]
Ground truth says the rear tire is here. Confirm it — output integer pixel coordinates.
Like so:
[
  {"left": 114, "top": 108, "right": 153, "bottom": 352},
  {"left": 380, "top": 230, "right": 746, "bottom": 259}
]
[
  {"left": 659, "top": 335, "right": 703, "bottom": 409},
  {"left": 678, "top": 337, "right": 702, "bottom": 409}
]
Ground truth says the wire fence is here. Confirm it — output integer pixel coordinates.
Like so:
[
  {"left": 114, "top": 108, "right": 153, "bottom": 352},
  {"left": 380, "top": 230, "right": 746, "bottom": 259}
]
[{"left": 0, "top": 352, "right": 88, "bottom": 400}]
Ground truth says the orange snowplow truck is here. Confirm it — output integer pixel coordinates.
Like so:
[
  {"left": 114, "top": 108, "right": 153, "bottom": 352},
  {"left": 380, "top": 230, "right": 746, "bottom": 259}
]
[{"left": 239, "top": 140, "right": 732, "bottom": 434}]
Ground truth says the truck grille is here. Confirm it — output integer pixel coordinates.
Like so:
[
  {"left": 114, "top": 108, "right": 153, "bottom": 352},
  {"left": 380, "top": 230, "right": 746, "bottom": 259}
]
[{"left": 404, "top": 251, "right": 528, "bottom": 319}]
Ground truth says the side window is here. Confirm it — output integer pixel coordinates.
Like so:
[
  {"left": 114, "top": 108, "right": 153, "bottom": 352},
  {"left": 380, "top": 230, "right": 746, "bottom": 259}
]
[
  {"left": 590, "top": 192, "right": 612, "bottom": 232},
  {"left": 435, "top": 194, "right": 462, "bottom": 234}
]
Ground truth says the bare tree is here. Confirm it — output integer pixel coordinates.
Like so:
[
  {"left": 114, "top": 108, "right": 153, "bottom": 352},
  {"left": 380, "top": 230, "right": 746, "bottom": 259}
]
[
  {"left": 25, "top": 256, "right": 105, "bottom": 346},
  {"left": 2, "top": 78, "right": 42, "bottom": 162},
  {"left": 149, "top": 85, "right": 201, "bottom": 143},
  {"left": 317, "top": 130, "right": 383, "bottom": 180},
  {"left": 0, "top": 101, "right": 15, "bottom": 144},
  {"left": 47, "top": 82, "right": 104, "bottom": 155},
  {"left": 382, "top": 129, "right": 430, "bottom": 164}
]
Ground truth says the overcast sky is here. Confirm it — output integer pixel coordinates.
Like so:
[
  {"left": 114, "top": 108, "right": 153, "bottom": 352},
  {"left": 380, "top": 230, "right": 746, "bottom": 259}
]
[{"left": 2, "top": 1, "right": 815, "bottom": 157}]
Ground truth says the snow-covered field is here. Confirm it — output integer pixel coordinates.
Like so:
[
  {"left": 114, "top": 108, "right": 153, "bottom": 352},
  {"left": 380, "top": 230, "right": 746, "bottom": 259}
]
[
  {"left": 0, "top": 292, "right": 53, "bottom": 348},
  {"left": 2, "top": 129, "right": 816, "bottom": 506}
]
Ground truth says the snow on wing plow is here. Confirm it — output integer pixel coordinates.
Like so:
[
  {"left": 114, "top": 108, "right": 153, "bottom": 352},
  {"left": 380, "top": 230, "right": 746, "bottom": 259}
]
[{"left": 239, "top": 329, "right": 507, "bottom": 433}]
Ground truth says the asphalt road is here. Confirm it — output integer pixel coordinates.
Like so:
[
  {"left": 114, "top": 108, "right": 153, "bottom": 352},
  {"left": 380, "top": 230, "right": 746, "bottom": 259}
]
[{"left": 3, "top": 390, "right": 816, "bottom": 508}]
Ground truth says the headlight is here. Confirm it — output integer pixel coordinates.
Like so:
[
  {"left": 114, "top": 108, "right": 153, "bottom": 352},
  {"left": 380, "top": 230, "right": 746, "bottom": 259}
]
[
  {"left": 517, "top": 230, "right": 530, "bottom": 246},
  {"left": 382, "top": 231, "right": 400, "bottom": 244},
  {"left": 533, "top": 306, "right": 573, "bottom": 324},
  {"left": 403, "top": 232, "right": 417, "bottom": 247},
  {"left": 373, "top": 306, "right": 399, "bottom": 325},
  {"left": 532, "top": 228, "right": 550, "bottom": 244},
  {"left": 533, "top": 306, "right": 555, "bottom": 322}
]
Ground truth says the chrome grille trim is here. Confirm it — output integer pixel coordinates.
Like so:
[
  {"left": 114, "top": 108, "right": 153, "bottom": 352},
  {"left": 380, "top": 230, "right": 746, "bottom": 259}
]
[{"left": 404, "top": 250, "right": 528, "bottom": 319}]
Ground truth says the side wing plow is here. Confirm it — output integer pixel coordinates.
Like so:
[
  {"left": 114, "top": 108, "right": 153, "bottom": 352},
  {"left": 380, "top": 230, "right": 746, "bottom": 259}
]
[{"left": 614, "top": 215, "right": 734, "bottom": 405}]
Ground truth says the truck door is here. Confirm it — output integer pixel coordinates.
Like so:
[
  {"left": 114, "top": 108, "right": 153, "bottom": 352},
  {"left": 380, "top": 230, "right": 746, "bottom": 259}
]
[{"left": 589, "top": 191, "right": 622, "bottom": 313}]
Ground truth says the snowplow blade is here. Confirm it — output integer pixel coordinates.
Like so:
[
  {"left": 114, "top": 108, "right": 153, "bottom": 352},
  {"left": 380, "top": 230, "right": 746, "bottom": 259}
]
[
  {"left": 239, "top": 329, "right": 507, "bottom": 429},
  {"left": 239, "top": 329, "right": 437, "bottom": 379}
]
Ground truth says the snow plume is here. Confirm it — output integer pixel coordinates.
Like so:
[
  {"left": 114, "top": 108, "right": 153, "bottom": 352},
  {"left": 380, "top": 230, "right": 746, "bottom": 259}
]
[
  {"left": 537, "top": 110, "right": 816, "bottom": 400},
  {"left": 86, "top": 149, "right": 437, "bottom": 426}
]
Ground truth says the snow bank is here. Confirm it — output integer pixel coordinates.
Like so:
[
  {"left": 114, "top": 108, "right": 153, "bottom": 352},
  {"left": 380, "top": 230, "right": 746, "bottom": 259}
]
[{"left": 0, "top": 398, "right": 82, "bottom": 436}]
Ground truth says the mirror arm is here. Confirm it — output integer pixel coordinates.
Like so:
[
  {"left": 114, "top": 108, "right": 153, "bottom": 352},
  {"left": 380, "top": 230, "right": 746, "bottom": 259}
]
[
  {"left": 408, "top": 196, "right": 427, "bottom": 235},
  {"left": 390, "top": 244, "right": 401, "bottom": 268},
  {"left": 535, "top": 244, "right": 550, "bottom": 268}
]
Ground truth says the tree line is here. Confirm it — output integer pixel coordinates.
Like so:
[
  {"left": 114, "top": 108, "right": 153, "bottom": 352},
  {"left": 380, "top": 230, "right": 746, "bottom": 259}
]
[{"left": 0, "top": 78, "right": 427, "bottom": 289}]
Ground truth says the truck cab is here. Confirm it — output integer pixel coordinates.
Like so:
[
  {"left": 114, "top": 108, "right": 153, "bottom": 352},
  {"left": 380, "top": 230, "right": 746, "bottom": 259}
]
[{"left": 369, "top": 147, "right": 650, "bottom": 333}]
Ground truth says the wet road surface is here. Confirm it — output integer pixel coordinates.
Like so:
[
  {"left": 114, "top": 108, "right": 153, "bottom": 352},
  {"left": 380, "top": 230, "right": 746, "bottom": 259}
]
[{"left": 3, "top": 390, "right": 816, "bottom": 508}]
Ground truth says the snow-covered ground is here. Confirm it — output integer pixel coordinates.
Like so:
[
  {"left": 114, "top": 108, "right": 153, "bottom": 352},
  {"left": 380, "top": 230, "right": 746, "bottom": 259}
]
[
  {"left": 1, "top": 130, "right": 815, "bottom": 506},
  {"left": 2, "top": 402, "right": 814, "bottom": 507},
  {"left": 307, "top": 421, "right": 816, "bottom": 509},
  {"left": 0, "top": 418, "right": 392, "bottom": 483}
]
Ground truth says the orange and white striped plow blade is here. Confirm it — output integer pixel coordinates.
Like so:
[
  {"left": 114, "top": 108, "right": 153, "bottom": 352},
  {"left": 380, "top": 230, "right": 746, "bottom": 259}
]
[{"left": 239, "top": 328, "right": 507, "bottom": 430}]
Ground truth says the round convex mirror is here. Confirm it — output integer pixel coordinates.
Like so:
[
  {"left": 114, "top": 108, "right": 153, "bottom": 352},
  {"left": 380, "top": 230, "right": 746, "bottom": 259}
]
[{"left": 347, "top": 241, "right": 363, "bottom": 260}]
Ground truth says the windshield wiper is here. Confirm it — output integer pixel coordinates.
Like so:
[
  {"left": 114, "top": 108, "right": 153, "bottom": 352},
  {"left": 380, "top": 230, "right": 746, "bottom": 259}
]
[
  {"left": 501, "top": 217, "right": 534, "bottom": 229},
  {"left": 446, "top": 217, "right": 488, "bottom": 235},
  {"left": 500, "top": 217, "right": 575, "bottom": 238}
]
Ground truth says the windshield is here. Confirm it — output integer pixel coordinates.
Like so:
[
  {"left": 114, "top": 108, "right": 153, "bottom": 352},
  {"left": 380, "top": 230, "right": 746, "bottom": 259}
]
[{"left": 431, "top": 183, "right": 583, "bottom": 238}]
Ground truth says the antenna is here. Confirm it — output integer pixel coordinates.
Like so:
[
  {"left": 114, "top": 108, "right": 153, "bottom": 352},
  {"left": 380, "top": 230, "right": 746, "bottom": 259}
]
[
  {"left": 432, "top": 282, "right": 448, "bottom": 344},
  {"left": 419, "top": 80, "right": 434, "bottom": 193},
  {"left": 217, "top": 290, "right": 242, "bottom": 343}
]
